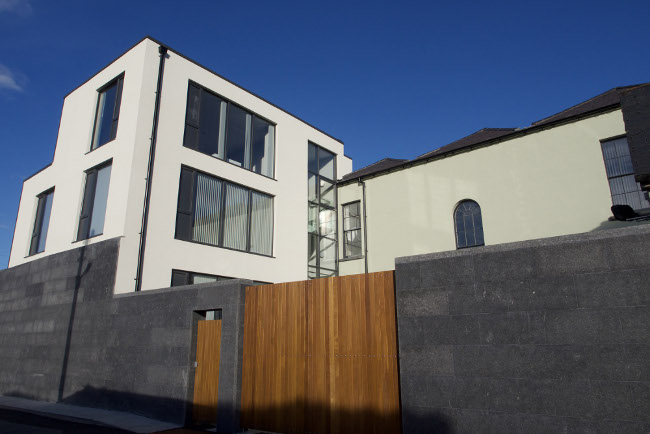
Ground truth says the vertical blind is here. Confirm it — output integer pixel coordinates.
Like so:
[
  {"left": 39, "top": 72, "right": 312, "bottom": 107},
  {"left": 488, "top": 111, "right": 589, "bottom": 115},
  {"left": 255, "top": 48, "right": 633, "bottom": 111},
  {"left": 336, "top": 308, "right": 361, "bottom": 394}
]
[
  {"left": 223, "top": 183, "right": 249, "bottom": 251},
  {"left": 193, "top": 174, "right": 222, "bottom": 245},
  {"left": 250, "top": 192, "right": 273, "bottom": 255},
  {"left": 175, "top": 167, "right": 273, "bottom": 256}
]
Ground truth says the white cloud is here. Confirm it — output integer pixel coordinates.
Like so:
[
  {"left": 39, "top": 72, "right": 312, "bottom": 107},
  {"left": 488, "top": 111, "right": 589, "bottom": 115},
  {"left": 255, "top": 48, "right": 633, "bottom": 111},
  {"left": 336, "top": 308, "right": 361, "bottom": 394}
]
[
  {"left": 0, "top": 64, "right": 23, "bottom": 91},
  {"left": 0, "top": 0, "right": 32, "bottom": 15}
]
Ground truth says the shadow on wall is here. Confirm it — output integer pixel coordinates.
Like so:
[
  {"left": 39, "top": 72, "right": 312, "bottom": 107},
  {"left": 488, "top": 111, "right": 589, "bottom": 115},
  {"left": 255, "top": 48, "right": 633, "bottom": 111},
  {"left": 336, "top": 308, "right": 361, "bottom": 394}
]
[{"left": 239, "top": 403, "right": 452, "bottom": 434}]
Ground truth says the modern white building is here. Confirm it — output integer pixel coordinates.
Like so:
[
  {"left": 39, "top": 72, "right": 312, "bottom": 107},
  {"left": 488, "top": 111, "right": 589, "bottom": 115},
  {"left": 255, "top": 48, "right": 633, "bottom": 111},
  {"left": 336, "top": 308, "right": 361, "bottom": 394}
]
[
  {"left": 336, "top": 84, "right": 650, "bottom": 276},
  {"left": 8, "top": 36, "right": 650, "bottom": 289},
  {"left": 8, "top": 37, "right": 352, "bottom": 293}
]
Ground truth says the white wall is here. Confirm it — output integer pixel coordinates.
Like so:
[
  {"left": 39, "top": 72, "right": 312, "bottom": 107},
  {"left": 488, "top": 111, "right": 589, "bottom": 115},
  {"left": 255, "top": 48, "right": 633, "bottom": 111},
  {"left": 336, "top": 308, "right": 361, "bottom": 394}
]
[
  {"left": 337, "top": 109, "right": 640, "bottom": 274},
  {"left": 135, "top": 48, "right": 349, "bottom": 291},
  {"left": 9, "top": 40, "right": 157, "bottom": 274},
  {"left": 9, "top": 37, "right": 351, "bottom": 294}
]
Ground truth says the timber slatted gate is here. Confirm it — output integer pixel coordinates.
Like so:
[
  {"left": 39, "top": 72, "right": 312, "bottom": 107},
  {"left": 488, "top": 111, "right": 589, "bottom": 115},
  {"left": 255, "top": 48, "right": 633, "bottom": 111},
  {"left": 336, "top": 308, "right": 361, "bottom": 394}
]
[{"left": 241, "top": 271, "right": 401, "bottom": 434}]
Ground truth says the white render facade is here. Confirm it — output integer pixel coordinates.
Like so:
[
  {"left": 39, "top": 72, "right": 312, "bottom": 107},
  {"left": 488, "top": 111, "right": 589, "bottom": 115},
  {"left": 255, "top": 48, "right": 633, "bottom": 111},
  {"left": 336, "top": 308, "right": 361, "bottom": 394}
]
[{"left": 8, "top": 37, "right": 352, "bottom": 293}]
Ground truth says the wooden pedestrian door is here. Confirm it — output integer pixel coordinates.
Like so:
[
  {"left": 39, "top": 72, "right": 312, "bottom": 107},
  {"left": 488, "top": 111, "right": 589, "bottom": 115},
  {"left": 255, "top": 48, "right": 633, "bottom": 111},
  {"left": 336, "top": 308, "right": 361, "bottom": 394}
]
[
  {"left": 192, "top": 315, "right": 222, "bottom": 425},
  {"left": 241, "top": 271, "right": 401, "bottom": 434}
]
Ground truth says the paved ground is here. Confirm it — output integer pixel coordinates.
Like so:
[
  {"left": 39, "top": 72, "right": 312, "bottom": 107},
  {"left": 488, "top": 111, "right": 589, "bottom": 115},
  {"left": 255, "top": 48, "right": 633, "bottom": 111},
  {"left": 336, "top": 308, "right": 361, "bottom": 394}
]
[
  {"left": 0, "top": 396, "right": 278, "bottom": 434},
  {"left": 0, "top": 408, "right": 132, "bottom": 433}
]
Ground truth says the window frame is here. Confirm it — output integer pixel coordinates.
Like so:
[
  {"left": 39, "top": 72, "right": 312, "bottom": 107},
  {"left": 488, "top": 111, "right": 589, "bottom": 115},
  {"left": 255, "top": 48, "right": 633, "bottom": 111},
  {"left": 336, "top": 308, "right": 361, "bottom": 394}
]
[
  {"left": 76, "top": 159, "right": 112, "bottom": 242},
  {"left": 341, "top": 200, "right": 363, "bottom": 260},
  {"left": 453, "top": 199, "right": 485, "bottom": 250},
  {"left": 170, "top": 268, "right": 271, "bottom": 287},
  {"left": 174, "top": 165, "right": 275, "bottom": 257},
  {"left": 599, "top": 135, "right": 650, "bottom": 211},
  {"left": 308, "top": 142, "right": 338, "bottom": 278},
  {"left": 182, "top": 81, "right": 277, "bottom": 179},
  {"left": 89, "top": 73, "right": 124, "bottom": 152},
  {"left": 28, "top": 187, "right": 55, "bottom": 256}
]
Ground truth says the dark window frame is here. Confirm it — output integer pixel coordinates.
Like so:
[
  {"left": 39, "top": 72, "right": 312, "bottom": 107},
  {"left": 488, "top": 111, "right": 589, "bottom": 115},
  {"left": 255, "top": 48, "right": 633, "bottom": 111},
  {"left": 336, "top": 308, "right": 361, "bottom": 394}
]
[
  {"left": 454, "top": 199, "right": 484, "bottom": 250},
  {"left": 174, "top": 165, "right": 275, "bottom": 257},
  {"left": 89, "top": 73, "right": 125, "bottom": 152},
  {"left": 28, "top": 187, "right": 55, "bottom": 256},
  {"left": 76, "top": 159, "right": 112, "bottom": 242},
  {"left": 341, "top": 200, "right": 362, "bottom": 259},
  {"left": 308, "top": 142, "right": 338, "bottom": 279},
  {"left": 170, "top": 268, "right": 271, "bottom": 287},
  {"left": 182, "top": 81, "right": 277, "bottom": 179}
]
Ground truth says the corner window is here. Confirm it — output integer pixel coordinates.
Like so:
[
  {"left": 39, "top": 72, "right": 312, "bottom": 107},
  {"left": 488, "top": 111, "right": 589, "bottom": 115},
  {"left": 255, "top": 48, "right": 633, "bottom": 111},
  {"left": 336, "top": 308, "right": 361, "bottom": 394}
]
[
  {"left": 601, "top": 136, "right": 650, "bottom": 210},
  {"left": 77, "top": 162, "right": 112, "bottom": 241},
  {"left": 182, "top": 83, "right": 275, "bottom": 178},
  {"left": 308, "top": 142, "right": 337, "bottom": 278},
  {"left": 29, "top": 188, "right": 54, "bottom": 255},
  {"left": 91, "top": 76, "right": 124, "bottom": 151},
  {"left": 342, "top": 201, "right": 362, "bottom": 258},
  {"left": 175, "top": 167, "right": 274, "bottom": 256},
  {"left": 454, "top": 200, "right": 484, "bottom": 249}
]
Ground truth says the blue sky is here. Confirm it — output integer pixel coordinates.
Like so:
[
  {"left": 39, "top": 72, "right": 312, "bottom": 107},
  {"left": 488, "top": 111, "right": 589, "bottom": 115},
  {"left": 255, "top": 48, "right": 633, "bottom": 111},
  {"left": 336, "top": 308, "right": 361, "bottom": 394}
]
[{"left": 1, "top": 0, "right": 649, "bottom": 267}]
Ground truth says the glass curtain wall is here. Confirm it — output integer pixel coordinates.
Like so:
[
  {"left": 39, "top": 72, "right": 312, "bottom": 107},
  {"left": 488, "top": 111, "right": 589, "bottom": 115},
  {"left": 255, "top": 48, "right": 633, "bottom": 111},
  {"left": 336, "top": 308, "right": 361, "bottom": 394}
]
[{"left": 308, "top": 142, "right": 337, "bottom": 278}]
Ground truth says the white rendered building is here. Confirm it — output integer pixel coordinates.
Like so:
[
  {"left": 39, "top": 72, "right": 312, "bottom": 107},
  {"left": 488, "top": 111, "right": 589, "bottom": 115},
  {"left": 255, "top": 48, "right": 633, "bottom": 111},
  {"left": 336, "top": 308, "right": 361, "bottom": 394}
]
[
  {"left": 8, "top": 37, "right": 352, "bottom": 293},
  {"left": 335, "top": 84, "right": 650, "bottom": 276}
]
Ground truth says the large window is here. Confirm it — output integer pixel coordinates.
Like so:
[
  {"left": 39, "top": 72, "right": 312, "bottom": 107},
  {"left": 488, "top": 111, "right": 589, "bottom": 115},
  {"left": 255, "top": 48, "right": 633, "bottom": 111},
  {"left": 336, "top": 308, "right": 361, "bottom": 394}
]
[
  {"left": 175, "top": 167, "right": 274, "bottom": 256},
  {"left": 183, "top": 83, "right": 275, "bottom": 178},
  {"left": 91, "top": 75, "right": 124, "bottom": 151},
  {"left": 454, "top": 200, "right": 484, "bottom": 249},
  {"left": 29, "top": 188, "right": 54, "bottom": 255},
  {"left": 308, "top": 142, "right": 337, "bottom": 278},
  {"left": 342, "top": 201, "right": 362, "bottom": 258},
  {"left": 77, "top": 162, "right": 112, "bottom": 241},
  {"left": 601, "top": 136, "right": 650, "bottom": 210},
  {"left": 171, "top": 269, "right": 270, "bottom": 287}
]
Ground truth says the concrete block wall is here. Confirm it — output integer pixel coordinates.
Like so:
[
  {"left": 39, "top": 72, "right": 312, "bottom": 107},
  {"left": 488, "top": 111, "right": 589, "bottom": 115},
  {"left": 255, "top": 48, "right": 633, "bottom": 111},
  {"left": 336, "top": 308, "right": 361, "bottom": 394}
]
[
  {"left": 395, "top": 225, "right": 650, "bottom": 433},
  {"left": 0, "top": 238, "right": 249, "bottom": 432}
]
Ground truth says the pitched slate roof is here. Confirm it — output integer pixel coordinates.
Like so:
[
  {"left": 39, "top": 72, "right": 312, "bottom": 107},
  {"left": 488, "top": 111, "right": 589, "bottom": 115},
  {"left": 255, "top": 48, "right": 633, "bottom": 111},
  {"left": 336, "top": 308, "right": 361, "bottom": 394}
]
[
  {"left": 340, "top": 158, "right": 408, "bottom": 182},
  {"left": 531, "top": 84, "right": 647, "bottom": 127},
  {"left": 413, "top": 128, "right": 517, "bottom": 162},
  {"left": 338, "top": 83, "right": 650, "bottom": 184}
]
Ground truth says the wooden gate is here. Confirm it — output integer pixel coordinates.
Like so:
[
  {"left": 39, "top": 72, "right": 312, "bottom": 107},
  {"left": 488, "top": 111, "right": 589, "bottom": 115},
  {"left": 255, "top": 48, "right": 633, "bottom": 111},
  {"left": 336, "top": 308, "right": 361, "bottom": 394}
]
[
  {"left": 241, "top": 271, "right": 401, "bottom": 434},
  {"left": 192, "top": 319, "right": 222, "bottom": 424}
]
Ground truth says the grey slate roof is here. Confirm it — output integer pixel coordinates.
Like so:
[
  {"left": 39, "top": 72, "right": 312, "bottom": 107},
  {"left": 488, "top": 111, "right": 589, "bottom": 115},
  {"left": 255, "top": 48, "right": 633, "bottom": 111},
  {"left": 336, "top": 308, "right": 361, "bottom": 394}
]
[
  {"left": 339, "top": 83, "right": 650, "bottom": 184},
  {"left": 340, "top": 158, "right": 408, "bottom": 182}
]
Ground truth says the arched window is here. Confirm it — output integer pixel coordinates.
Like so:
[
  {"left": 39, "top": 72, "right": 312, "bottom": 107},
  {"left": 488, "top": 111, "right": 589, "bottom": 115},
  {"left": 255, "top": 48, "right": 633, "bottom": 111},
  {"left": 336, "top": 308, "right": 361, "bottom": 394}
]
[{"left": 454, "top": 200, "right": 484, "bottom": 249}]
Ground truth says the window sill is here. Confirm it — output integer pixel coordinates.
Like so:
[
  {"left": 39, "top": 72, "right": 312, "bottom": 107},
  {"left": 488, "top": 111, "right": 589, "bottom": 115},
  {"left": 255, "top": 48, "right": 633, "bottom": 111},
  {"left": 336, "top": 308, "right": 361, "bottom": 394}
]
[
  {"left": 174, "top": 237, "right": 275, "bottom": 258},
  {"left": 85, "top": 138, "right": 116, "bottom": 155},
  {"left": 339, "top": 255, "right": 364, "bottom": 262},
  {"left": 25, "top": 250, "right": 45, "bottom": 259},
  {"left": 183, "top": 145, "right": 277, "bottom": 181},
  {"left": 72, "top": 232, "right": 104, "bottom": 244}
]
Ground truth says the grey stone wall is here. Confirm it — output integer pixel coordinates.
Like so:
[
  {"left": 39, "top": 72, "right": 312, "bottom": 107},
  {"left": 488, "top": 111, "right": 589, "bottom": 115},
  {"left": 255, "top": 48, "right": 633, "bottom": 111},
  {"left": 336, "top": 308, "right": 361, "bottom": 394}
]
[
  {"left": 395, "top": 225, "right": 650, "bottom": 433},
  {"left": 0, "top": 238, "right": 249, "bottom": 432}
]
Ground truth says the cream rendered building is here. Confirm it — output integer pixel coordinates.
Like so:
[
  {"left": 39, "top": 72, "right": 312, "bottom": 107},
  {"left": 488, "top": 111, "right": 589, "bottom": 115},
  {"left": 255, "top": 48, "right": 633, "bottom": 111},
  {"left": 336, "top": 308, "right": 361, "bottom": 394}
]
[
  {"left": 8, "top": 37, "right": 352, "bottom": 293},
  {"left": 336, "top": 84, "right": 650, "bottom": 276}
]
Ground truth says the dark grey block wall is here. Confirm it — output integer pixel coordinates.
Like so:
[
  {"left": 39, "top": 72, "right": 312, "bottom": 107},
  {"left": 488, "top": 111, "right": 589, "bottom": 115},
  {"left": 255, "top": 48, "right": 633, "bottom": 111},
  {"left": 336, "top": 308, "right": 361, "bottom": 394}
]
[
  {"left": 621, "top": 84, "right": 650, "bottom": 186},
  {"left": 395, "top": 225, "right": 650, "bottom": 433},
  {"left": 0, "top": 238, "right": 249, "bottom": 432}
]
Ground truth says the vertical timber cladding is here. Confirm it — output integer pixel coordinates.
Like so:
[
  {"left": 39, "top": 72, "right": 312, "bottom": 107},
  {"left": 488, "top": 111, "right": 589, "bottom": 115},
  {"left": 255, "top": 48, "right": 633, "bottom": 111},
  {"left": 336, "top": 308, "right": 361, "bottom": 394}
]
[{"left": 241, "top": 271, "right": 401, "bottom": 434}]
